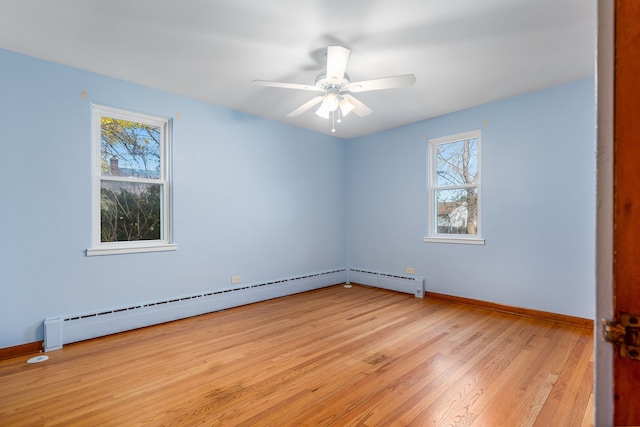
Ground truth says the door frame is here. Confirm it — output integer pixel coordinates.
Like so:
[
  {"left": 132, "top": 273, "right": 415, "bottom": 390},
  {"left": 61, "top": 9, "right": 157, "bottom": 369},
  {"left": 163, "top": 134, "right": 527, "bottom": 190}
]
[{"left": 595, "top": 0, "right": 614, "bottom": 425}]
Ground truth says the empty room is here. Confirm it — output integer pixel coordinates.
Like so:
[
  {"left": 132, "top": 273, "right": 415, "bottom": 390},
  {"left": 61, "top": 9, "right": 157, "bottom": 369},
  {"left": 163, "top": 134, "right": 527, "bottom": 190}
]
[{"left": 2, "top": 1, "right": 628, "bottom": 426}]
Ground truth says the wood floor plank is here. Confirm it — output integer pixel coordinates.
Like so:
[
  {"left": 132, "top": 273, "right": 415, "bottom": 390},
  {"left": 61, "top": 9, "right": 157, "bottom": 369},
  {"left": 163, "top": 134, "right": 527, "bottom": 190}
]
[
  {"left": 0, "top": 285, "right": 594, "bottom": 426},
  {"left": 581, "top": 392, "right": 595, "bottom": 427},
  {"left": 532, "top": 331, "right": 594, "bottom": 427},
  {"left": 466, "top": 325, "right": 588, "bottom": 427},
  {"left": 402, "top": 318, "right": 550, "bottom": 426}
]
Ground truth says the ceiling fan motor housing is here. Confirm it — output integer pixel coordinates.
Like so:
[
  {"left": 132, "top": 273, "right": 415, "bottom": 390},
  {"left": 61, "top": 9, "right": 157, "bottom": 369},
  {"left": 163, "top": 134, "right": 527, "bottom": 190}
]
[{"left": 315, "top": 71, "right": 350, "bottom": 91}]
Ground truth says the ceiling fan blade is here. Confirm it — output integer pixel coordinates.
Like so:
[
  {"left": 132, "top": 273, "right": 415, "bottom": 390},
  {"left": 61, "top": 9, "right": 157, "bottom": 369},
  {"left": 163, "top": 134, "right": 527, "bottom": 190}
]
[
  {"left": 287, "top": 96, "right": 325, "bottom": 117},
  {"left": 326, "top": 46, "right": 350, "bottom": 84},
  {"left": 342, "top": 94, "right": 372, "bottom": 117},
  {"left": 252, "top": 80, "right": 324, "bottom": 92},
  {"left": 347, "top": 74, "right": 416, "bottom": 93}
]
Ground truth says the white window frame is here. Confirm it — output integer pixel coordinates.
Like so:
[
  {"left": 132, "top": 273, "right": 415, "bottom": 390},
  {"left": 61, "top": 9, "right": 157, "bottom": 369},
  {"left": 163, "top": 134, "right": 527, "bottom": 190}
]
[
  {"left": 87, "top": 104, "right": 176, "bottom": 256},
  {"left": 424, "top": 129, "right": 484, "bottom": 245}
]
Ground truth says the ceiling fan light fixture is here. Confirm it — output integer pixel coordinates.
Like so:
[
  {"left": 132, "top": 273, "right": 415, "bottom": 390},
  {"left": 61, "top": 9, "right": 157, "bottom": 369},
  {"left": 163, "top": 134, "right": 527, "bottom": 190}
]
[
  {"left": 322, "top": 93, "right": 340, "bottom": 112},
  {"left": 339, "top": 97, "right": 355, "bottom": 117},
  {"left": 315, "top": 103, "right": 330, "bottom": 119}
]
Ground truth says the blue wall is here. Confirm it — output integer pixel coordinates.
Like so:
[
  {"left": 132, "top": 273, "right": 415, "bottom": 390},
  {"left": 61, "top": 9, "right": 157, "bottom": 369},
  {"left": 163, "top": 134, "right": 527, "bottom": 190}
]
[
  {"left": 0, "top": 48, "right": 595, "bottom": 348},
  {"left": 347, "top": 78, "right": 596, "bottom": 318},
  {"left": 0, "top": 49, "right": 347, "bottom": 348}
]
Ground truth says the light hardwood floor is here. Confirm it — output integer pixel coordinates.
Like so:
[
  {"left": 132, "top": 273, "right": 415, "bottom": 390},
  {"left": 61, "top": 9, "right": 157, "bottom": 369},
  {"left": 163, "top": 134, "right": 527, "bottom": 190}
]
[{"left": 0, "top": 284, "right": 594, "bottom": 426}]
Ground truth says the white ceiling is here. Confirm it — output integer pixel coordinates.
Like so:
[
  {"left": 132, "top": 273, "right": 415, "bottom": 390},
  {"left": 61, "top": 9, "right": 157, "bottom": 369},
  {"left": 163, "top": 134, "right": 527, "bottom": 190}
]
[{"left": 0, "top": 0, "right": 596, "bottom": 139}]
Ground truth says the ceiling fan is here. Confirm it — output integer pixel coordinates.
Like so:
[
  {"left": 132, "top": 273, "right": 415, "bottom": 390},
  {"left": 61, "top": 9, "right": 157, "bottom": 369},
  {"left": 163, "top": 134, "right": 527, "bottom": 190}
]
[{"left": 252, "top": 46, "right": 416, "bottom": 132}]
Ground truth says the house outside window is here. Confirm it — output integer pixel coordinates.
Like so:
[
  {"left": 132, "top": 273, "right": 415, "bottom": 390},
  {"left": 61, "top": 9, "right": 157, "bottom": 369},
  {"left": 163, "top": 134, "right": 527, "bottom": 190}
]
[
  {"left": 425, "top": 129, "right": 485, "bottom": 245},
  {"left": 87, "top": 105, "right": 176, "bottom": 256}
]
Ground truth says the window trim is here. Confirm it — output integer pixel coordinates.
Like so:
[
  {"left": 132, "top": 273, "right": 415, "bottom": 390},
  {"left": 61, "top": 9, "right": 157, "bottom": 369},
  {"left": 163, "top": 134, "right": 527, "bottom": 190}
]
[
  {"left": 425, "top": 129, "right": 484, "bottom": 245},
  {"left": 87, "top": 104, "right": 176, "bottom": 256}
]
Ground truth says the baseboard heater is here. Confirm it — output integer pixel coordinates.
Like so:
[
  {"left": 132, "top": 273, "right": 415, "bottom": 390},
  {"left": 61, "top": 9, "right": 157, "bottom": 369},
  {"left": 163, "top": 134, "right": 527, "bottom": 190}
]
[
  {"left": 44, "top": 269, "right": 347, "bottom": 352},
  {"left": 348, "top": 268, "right": 425, "bottom": 298}
]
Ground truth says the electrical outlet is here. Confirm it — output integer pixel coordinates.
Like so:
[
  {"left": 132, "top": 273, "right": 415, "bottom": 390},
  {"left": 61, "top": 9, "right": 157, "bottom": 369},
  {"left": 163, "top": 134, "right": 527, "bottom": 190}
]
[
  {"left": 406, "top": 267, "right": 415, "bottom": 274},
  {"left": 231, "top": 275, "right": 241, "bottom": 284}
]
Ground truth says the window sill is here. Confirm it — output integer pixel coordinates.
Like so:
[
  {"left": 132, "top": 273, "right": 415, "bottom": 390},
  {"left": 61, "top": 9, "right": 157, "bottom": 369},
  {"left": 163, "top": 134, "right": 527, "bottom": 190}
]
[
  {"left": 86, "top": 243, "right": 178, "bottom": 257},
  {"left": 423, "top": 237, "right": 485, "bottom": 245}
]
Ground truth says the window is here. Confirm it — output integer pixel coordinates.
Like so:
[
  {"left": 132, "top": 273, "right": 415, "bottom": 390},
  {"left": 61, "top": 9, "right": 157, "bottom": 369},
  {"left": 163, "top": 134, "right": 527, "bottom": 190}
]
[
  {"left": 425, "top": 130, "right": 484, "bottom": 245},
  {"left": 87, "top": 105, "right": 176, "bottom": 256}
]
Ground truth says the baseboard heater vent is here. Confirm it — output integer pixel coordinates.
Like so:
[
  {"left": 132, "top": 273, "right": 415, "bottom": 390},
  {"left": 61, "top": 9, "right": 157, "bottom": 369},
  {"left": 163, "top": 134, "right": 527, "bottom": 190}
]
[
  {"left": 44, "top": 269, "right": 346, "bottom": 352},
  {"left": 348, "top": 268, "right": 425, "bottom": 298}
]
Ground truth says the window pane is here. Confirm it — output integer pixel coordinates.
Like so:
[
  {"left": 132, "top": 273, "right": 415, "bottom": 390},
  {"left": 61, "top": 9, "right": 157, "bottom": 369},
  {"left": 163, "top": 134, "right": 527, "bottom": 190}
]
[
  {"left": 100, "top": 117, "right": 161, "bottom": 179},
  {"left": 436, "top": 138, "right": 478, "bottom": 187},
  {"left": 435, "top": 187, "right": 478, "bottom": 235},
  {"left": 100, "top": 181, "right": 162, "bottom": 242}
]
